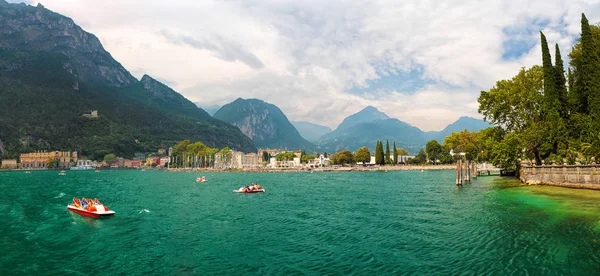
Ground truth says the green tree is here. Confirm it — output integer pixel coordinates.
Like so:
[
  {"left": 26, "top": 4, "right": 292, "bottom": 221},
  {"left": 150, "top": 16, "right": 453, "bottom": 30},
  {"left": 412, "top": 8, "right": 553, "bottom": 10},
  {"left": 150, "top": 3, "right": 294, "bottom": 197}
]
[
  {"left": 354, "top": 146, "right": 371, "bottom": 164},
  {"left": 540, "top": 32, "right": 558, "bottom": 111},
  {"left": 262, "top": 151, "right": 270, "bottom": 162},
  {"left": 301, "top": 153, "right": 315, "bottom": 163},
  {"left": 104, "top": 153, "right": 117, "bottom": 165},
  {"left": 218, "top": 147, "right": 232, "bottom": 167},
  {"left": 425, "top": 140, "right": 442, "bottom": 164},
  {"left": 444, "top": 130, "right": 480, "bottom": 161},
  {"left": 580, "top": 14, "right": 595, "bottom": 115},
  {"left": 393, "top": 142, "right": 398, "bottom": 165},
  {"left": 415, "top": 149, "right": 427, "bottom": 164},
  {"left": 375, "top": 141, "right": 384, "bottom": 165},
  {"left": 385, "top": 140, "right": 391, "bottom": 164},
  {"left": 479, "top": 66, "right": 545, "bottom": 163},
  {"left": 47, "top": 158, "right": 59, "bottom": 168},
  {"left": 276, "top": 152, "right": 296, "bottom": 161},
  {"left": 438, "top": 146, "right": 453, "bottom": 164},
  {"left": 555, "top": 44, "right": 568, "bottom": 119},
  {"left": 330, "top": 150, "right": 354, "bottom": 165},
  {"left": 397, "top": 148, "right": 409, "bottom": 156},
  {"left": 539, "top": 32, "right": 566, "bottom": 154}
]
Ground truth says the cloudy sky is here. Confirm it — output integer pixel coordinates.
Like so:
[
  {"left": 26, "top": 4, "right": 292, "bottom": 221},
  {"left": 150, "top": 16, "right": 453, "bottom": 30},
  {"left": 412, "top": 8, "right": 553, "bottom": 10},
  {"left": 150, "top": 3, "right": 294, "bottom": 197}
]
[{"left": 11, "top": 0, "right": 600, "bottom": 130}]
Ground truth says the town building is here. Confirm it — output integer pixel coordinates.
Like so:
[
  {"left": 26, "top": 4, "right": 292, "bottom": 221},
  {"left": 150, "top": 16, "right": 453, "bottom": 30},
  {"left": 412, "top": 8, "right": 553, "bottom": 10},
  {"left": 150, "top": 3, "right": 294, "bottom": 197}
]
[
  {"left": 19, "top": 150, "right": 78, "bottom": 169},
  {"left": 82, "top": 110, "right": 98, "bottom": 118},
  {"left": 159, "top": 157, "right": 170, "bottom": 167},
  {"left": 394, "top": 155, "right": 415, "bottom": 164},
  {"left": 1, "top": 159, "right": 17, "bottom": 169},
  {"left": 308, "top": 154, "right": 330, "bottom": 168},
  {"left": 71, "top": 160, "right": 94, "bottom": 170}
]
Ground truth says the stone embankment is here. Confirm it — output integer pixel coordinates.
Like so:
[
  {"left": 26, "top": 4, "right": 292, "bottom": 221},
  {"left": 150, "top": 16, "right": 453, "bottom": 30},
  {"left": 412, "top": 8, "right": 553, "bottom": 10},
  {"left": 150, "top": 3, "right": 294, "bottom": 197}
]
[
  {"left": 167, "top": 165, "right": 455, "bottom": 173},
  {"left": 520, "top": 165, "right": 600, "bottom": 190}
]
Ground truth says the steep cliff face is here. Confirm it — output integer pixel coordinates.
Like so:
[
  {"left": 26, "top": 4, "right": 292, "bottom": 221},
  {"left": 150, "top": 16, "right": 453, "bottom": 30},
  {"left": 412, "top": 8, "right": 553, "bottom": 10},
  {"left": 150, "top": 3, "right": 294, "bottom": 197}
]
[
  {"left": 0, "top": 1, "right": 136, "bottom": 87},
  {"left": 0, "top": 1, "right": 257, "bottom": 156},
  {"left": 140, "top": 74, "right": 212, "bottom": 120},
  {"left": 214, "top": 98, "right": 314, "bottom": 150}
]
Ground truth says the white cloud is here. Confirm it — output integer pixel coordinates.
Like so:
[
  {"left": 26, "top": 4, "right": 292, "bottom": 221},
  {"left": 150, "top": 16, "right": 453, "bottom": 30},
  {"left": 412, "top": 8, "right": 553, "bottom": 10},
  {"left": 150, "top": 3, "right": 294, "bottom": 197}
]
[{"left": 18, "top": 0, "right": 600, "bottom": 130}]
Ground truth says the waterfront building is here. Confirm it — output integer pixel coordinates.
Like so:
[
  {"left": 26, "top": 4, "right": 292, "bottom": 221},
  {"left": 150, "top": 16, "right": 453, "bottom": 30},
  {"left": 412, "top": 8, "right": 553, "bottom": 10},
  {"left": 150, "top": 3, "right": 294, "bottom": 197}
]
[
  {"left": 308, "top": 154, "right": 330, "bottom": 168},
  {"left": 394, "top": 155, "right": 415, "bottom": 164},
  {"left": 71, "top": 160, "right": 94, "bottom": 170},
  {"left": 240, "top": 152, "right": 259, "bottom": 167},
  {"left": 159, "top": 157, "right": 169, "bottom": 167},
  {"left": 258, "top": 149, "right": 279, "bottom": 159},
  {"left": 19, "top": 150, "right": 78, "bottom": 169},
  {"left": 1, "top": 159, "right": 17, "bottom": 169}
]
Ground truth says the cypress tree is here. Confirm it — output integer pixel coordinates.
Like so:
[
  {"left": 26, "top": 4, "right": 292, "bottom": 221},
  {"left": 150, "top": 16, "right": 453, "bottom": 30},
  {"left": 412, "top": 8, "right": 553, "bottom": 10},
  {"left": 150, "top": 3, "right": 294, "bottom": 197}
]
[
  {"left": 375, "top": 141, "right": 385, "bottom": 165},
  {"left": 385, "top": 140, "right": 390, "bottom": 164},
  {"left": 568, "top": 67, "right": 574, "bottom": 106},
  {"left": 555, "top": 44, "right": 568, "bottom": 119},
  {"left": 540, "top": 31, "right": 558, "bottom": 111},
  {"left": 580, "top": 13, "right": 594, "bottom": 114},
  {"left": 393, "top": 142, "right": 398, "bottom": 165}
]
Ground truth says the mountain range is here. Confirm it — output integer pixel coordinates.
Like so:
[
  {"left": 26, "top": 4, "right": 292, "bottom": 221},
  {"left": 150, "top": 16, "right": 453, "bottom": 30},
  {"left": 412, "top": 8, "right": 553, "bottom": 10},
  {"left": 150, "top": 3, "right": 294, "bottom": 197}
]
[
  {"left": 214, "top": 98, "right": 314, "bottom": 150},
  {"left": 0, "top": 1, "right": 256, "bottom": 159},
  {"left": 316, "top": 106, "right": 490, "bottom": 154}
]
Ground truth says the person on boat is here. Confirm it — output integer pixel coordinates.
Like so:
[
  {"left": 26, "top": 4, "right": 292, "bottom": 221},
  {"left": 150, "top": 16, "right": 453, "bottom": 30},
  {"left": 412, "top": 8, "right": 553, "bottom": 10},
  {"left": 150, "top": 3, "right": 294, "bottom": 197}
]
[{"left": 73, "top": 198, "right": 81, "bottom": 208}]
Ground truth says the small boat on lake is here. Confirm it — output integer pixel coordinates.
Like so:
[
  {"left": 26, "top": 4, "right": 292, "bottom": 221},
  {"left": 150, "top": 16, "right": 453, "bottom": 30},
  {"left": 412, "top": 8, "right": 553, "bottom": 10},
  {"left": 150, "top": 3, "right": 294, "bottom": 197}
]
[
  {"left": 234, "top": 184, "right": 265, "bottom": 193},
  {"left": 67, "top": 198, "right": 115, "bottom": 218},
  {"left": 59, "top": 170, "right": 66, "bottom": 176},
  {"left": 196, "top": 176, "right": 207, "bottom": 183}
]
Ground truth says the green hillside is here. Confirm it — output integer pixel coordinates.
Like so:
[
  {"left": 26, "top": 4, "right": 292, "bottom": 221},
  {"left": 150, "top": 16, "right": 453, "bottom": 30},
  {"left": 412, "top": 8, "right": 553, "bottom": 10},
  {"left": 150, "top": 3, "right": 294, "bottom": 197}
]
[{"left": 0, "top": 1, "right": 256, "bottom": 159}]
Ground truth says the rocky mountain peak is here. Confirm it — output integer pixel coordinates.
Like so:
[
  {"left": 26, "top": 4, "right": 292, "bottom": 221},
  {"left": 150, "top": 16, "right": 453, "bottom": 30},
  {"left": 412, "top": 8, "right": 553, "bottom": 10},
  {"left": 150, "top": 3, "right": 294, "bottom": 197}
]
[
  {"left": 0, "top": 1, "right": 137, "bottom": 87},
  {"left": 336, "top": 105, "right": 390, "bottom": 131}
]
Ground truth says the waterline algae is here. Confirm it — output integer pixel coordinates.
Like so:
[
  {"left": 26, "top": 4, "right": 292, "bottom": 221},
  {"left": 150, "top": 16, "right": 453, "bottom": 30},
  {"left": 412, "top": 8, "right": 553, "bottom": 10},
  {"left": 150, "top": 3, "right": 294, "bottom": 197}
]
[{"left": 2, "top": 170, "right": 600, "bottom": 274}]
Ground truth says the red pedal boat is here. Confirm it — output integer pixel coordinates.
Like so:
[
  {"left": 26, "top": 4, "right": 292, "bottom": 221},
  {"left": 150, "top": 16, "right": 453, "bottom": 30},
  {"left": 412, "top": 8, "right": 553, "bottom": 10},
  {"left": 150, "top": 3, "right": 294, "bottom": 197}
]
[
  {"left": 233, "top": 185, "right": 265, "bottom": 193},
  {"left": 67, "top": 198, "right": 115, "bottom": 218}
]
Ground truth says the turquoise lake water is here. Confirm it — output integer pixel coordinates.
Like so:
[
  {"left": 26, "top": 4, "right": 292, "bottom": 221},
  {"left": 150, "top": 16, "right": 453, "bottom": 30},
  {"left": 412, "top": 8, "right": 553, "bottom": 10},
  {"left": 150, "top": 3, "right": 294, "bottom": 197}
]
[{"left": 2, "top": 170, "right": 600, "bottom": 275}]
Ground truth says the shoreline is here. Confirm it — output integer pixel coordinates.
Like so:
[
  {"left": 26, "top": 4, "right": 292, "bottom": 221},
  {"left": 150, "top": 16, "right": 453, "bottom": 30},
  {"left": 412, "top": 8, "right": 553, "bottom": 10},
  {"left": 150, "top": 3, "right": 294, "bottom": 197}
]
[{"left": 166, "top": 165, "right": 455, "bottom": 173}]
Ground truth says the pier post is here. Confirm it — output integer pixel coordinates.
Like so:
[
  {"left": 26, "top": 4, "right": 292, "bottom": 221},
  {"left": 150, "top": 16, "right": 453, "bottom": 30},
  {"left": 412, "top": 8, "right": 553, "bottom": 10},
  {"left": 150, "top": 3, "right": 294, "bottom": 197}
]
[
  {"left": 456, "top": 160, "right": 463, "bottom": 186},
  {"left": 465, "top": 160, "right": 471, "bottom": 182}
]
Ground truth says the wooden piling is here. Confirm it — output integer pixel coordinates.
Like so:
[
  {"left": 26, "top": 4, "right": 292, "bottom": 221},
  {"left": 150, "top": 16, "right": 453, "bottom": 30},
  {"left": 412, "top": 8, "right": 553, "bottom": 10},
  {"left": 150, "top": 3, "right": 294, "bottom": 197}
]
[
  {"left": 456, "top": 160, "right": 463, "bottom": 186},
  {"left": 465, "top": 160, "right": 470, "bottom": 182}
]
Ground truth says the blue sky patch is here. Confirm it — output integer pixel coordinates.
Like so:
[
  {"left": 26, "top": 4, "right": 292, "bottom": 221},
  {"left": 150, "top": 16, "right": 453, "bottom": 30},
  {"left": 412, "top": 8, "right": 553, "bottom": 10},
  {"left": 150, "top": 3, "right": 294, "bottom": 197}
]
[
  {"left": 347, "top": 68, "right": 432, "bottom": 95},
  {"left": 501, "top": 17, "right": 550, "bottom": 60}
]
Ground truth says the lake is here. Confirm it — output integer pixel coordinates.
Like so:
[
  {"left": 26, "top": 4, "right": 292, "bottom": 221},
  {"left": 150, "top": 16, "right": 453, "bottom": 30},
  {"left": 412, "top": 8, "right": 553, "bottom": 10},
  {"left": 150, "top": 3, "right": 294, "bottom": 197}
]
[{"left": 1, "top": 169, "right": 600, "bottom": 275}]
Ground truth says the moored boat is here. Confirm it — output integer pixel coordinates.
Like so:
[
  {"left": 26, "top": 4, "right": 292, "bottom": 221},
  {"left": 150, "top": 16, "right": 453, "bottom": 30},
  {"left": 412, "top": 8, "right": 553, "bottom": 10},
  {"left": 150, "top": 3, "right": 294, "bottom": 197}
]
[
  {"left": 59, "top": 170, "right": 66, "bottom": 176},
  {"left": 67, "top": 198, "right": 115, "bottom": 218}
]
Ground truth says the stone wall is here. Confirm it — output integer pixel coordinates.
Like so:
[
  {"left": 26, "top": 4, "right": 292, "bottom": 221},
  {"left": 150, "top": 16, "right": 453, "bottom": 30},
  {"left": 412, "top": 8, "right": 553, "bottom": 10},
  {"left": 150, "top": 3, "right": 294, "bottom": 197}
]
[{"left": 520, "top": 165, "right": 600, "bottom": 190}]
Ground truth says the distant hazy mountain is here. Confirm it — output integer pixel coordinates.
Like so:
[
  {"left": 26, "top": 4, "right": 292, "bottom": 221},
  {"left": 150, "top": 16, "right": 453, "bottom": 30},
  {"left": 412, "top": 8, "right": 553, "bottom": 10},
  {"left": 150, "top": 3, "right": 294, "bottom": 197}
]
[
  {"left": 317, "top": 106, "right": 490, "bottom": 154},
  {"left": 214, "top": 98, "right": 315, "bottom": 150},
  {"left": 0, "top": 1, "right": 256, "bottom": 159},
  {"left": 336, "top": 106, "right": 390, "bottom": 130},
  {"left": 435, "top": 116, "right": 491, "bottom": 136},
  {"left": 291, "top": 121, "right": 332, "bottom": 142},
  {"left": 195, "top": 103, "right": 221, "bottom": 116}
]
